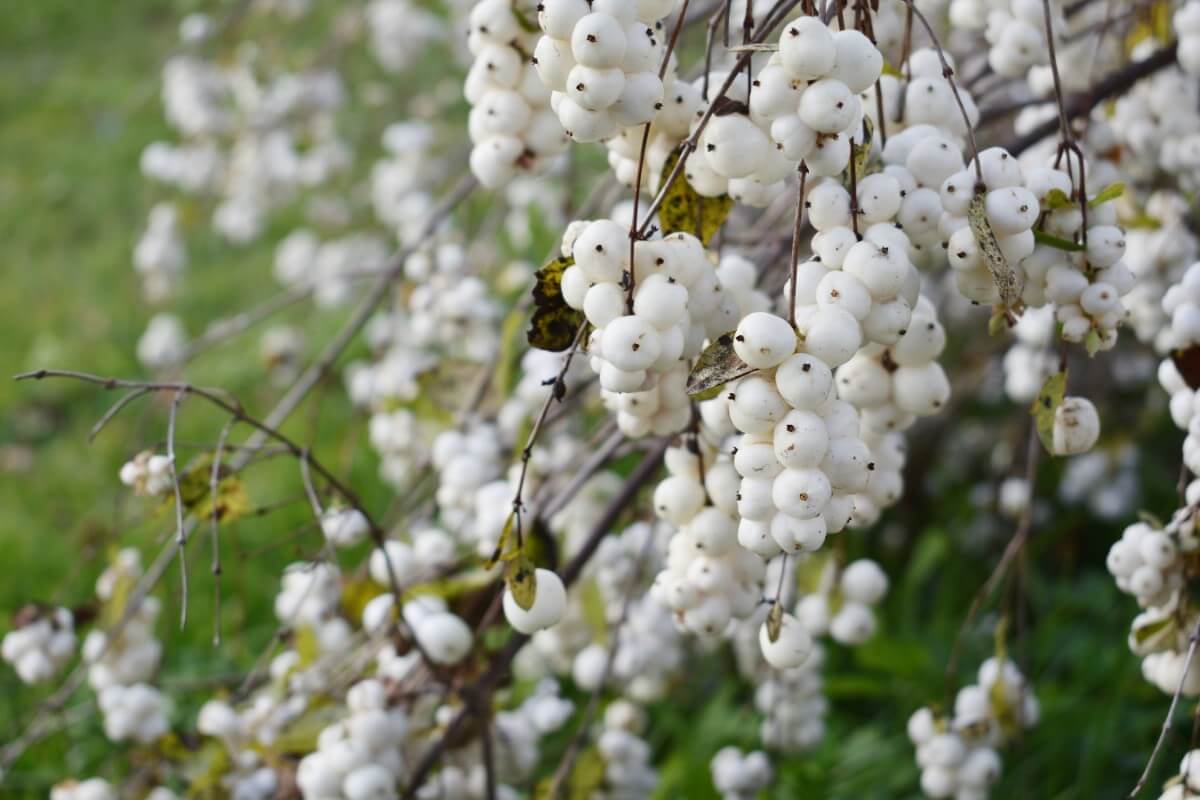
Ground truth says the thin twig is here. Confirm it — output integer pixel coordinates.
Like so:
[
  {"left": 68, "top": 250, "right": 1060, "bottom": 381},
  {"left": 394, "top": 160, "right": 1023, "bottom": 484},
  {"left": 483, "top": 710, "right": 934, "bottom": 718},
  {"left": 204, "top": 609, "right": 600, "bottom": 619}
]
[{"left": 1130, "top": 618, "right": 1200, "bottom": 797}]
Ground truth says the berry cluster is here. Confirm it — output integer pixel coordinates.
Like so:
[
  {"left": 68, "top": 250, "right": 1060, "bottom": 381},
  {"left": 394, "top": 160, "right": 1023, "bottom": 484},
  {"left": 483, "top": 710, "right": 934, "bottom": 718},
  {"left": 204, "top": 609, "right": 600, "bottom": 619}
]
[
  {"left": 97, "top": 682, "right": 170, "bottom": 744},
  {"left": 82, "top": 550, "right": 162, "bottom": 691},
  {"left": 758, "top": 19, "right": 883, "bottom": 178},
  {"left": 1, "top": 606, "right": 75, "bottom": 685},
  {"left": 710, "top": 746, "right": 773, "bottom": 800},
  {"left": 908, "top": 657, "right": 1039, "bottom": 799},
  {"left": 467, "top": 0, "right": 568, "bottom": 188},
  {"left": 534, "top": 0, "right": 678, "bottom": 143},
  {"left": 296, "top": 679, "right": 409, "bottom": 799},
  {"left": 724, "top": 312, "right": 872, "bottom": 557}
]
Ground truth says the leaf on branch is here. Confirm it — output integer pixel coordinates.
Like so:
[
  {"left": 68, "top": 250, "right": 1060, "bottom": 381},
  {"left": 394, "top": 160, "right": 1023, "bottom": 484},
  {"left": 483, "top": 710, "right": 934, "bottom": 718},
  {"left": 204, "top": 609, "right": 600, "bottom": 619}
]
[
  {"left": 505, "top": 553, "right": 538, "bottom": 611},
  {"left": 1084, "top": 328, "right": 1103, "bottom": 357},
  {"left": 766, "top": 601, "right": 784, "bottom": 643},
  {"left": 528, "top": 255, "right": 586, "bottom": 352},
  {"left": 1088, "top": 181, "right": 1125, "bottom": 206},
  {"left": 658, "top": 147, "right": 735, "bottom": 246},
  {"left": 968, "top": 188, "right": 1021, "bottom": 308},
  {"left": 1032, "top": 229, "right": 1085, "bottom": 252},
  {"left": 295, "top": 625, "right": 321, "bottom": 668},
  {"left": 686, "top": 332, "right": 755, "bottom": 400},
  {"left": 1041, "top": 188, "right": 1073, "bottom": 210},
  {"left": 1171, "top": 345, "right": 1200, "bottom": 390},
  {"left": 176, "top": 452, "right": 250, "bottom": 524},
  {"left": 842, "top": 115, "right": 875, "bottom": 193},
  {"left": 342, "top": 574, "right": 387, "bottom": 625},
  {"left": 1030, "top": 370, "right": 1067, "bottom": 454},
  {"left": 485, "top": 512, "right": 517, "bottom": 570}
]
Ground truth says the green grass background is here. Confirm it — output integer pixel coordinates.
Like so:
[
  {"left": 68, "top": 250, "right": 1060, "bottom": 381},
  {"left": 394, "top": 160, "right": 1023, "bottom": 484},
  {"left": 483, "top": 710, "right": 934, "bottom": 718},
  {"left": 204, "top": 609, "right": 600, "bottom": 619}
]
[{"left": 0, "top": 1, "right": 1190, "bottom": 797}]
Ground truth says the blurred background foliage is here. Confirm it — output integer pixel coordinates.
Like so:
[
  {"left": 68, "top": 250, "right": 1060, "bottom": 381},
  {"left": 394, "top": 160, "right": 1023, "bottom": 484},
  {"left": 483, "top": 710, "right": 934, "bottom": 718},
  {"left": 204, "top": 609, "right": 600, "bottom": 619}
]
[{"left": 0, "top": 0, "right": 1189, "bottom": 797}]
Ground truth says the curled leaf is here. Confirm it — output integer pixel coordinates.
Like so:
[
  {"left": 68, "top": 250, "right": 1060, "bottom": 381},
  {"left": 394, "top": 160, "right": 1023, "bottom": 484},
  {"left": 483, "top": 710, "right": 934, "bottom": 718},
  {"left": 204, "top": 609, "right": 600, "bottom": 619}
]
[
  {"left": 1041, "top": 188, "right": 1073, "bottom": 210},
  {"left": 968, "top": 187, "right": 1021, "bottom": 308},
  {"left": 686, "top": 332, "right": 754, "bottom": 399},
  {"left": 1030, "top": 370, "right": 1067, "bottom": 454},
  {"left": 766, "top": 601, "right": 784, "bottom": 643},
  {"left": 485, "top": 512, "right": 516, "bottom": 570},
  {"left": 528, "top": 256, "right": 586, "bottom": 352},
  {"left": 658, "top": 147, "right": 734, "bottom": 246}
]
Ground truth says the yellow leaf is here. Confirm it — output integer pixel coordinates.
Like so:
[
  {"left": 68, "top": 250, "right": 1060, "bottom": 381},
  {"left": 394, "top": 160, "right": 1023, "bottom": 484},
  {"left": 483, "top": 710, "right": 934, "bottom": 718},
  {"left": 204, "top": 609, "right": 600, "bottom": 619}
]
[
  {"left": 342, "top": 575, "right": 387, "bottom": 626},
  {"left": 485, "top": 512, "right": 517, "bottom": 570},
  {"left": 505, "top": 554, "right": 538, "bottom": 611},
  {"left": 1030, "top": 370, "right": 1067, "bottom": 454},
  {"left": 294, "top": 625, "right": 320, "bottom": 668},
  {"left": 658, "top": 146, "right": 735, "bottom": 246}
]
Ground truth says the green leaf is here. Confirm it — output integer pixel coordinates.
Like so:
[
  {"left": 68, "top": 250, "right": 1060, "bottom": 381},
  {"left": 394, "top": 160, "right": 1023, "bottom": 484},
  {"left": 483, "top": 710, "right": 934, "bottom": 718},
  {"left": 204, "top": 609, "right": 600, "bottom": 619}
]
[
  {"left": 968, "top": 187, "right": 1021, "bottom": 308},
  {"left": 534, "top": 746, "right": 607, "bottom": 798},
  {"left": 1042, "top": 188, "right": 1073, "bottom": 210},
  {"left": 1032, "top": 229, "right": 1085, "bottom": 252},
  {"left": 342, "top": 574, "right": 387, "bottom": 626},
  {"left": 1084, "top": 328, "right": 1102, "bottom": 357},
  {"left": 294, "top": 624, "right": 320, "bottom": 667},
  {"left": 842, "top": 115, "right": 874, "bottom": 193},
  {"left": 494, "top": 308, "right": 527, "bottom": 398},
  {"left": 686, "top": 332, "right": 755, "bottom": 399},
  {"left": 1030, "top": 370, "right": 1067, "bottom": 454},
  {"left": 527, "top": 255, "right": 586, "bottom": 352},
  {"left": 766, "top": 601, "right": 783, "bottom": 643},
  {"left": 505, "top": 553, "right": 537, "bottom": 611},
  {"left": 658, "top": 146, "right": 734, "bottom": 246},
  {"left": 987, "top": 309, "right": 1009, "bottom": 337},
  {"left": 1088, "top": 181, "right": 1125, "bottom": 206}
]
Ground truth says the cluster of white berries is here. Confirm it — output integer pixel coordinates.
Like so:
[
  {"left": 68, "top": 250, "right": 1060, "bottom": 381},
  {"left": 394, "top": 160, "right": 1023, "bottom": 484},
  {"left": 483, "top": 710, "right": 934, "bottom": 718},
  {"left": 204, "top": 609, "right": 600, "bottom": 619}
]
[
  {"left": 683, "top": 74, "right": 787, "bottom": 207},
  {"left": 366, "top": 0, "right": 445, "bottom": 75},
  {"left": 82, "top": 550, "right": 162, "bottom": 691},
  {"left": 604, "top": 78, "right": 699, "bottom": 188},
  {"left": 1124, "top": 195, "right": 1199, "bottom": 351},
  {"left": 791, "top": 184, "right": 925, "bottom": 357},
  {"left": 466, "top": 0, "right": 568, "bottom": 188},
  {"left": 1175, "top": 3, "right": 1200, "bottom": 77},
  {"left": 710, "top": 746, "right": 772, "bottom": 800},
  {"left": 296, "top": 679, "right": 409, "bottom": 799},
  {"left": 136, "top": 313, "right": 188, "bottom": 371},
  {"left": 723, "top": 312, "right": 873, "bottom": 557},
  {"left": 133, "top": 202, "right": 187, "bottom": 303},
  {"left": 1001, "top": 305, "right": 1057, "bottom": 403},
  {"left": 321, "top": 506, "right": 372, "bottom": 548},
  {"left": 795, "top": 557, "right": 889, "bottom": 646},
  {"left": 908, "top": 657, "right": 1039, "bottom": 799},
  {"left": 1, "top": 606, "right": 75, "bottom": 684},
  {"left": 756, "top": 18, "right": 883, "bottom": 179},
  {"left": 432, "top": 421, "right": 506, "bottom": 537},
  {"left": 1107, "top": 520, "right": 1183, "bottom": 609},
  {"left": 534, "top": 0, "right": 679, "bottom": 143},
  {"left": 562, "top": 222, "right": 721, "bottom": 436},
  {"left": 835, "top": 296, "right": 950, "bottom": 434},
  {"left": 1155, "top": 749, "right": 1200, "bottom": 800},
  {"left": 97, "top": 682, "right": 170, "bottom": 744},
  {"left": 981, "top": 0, "right": 1062, "bottom": 79},
  {"left": 273, "top": 229, "right": 390, "bottom": 309},
  {"left": 592, "top": 700, "right": 660, "bottom": 797},
  {"left": 653, "top": 441, "right": 766, "bottom": 638}
]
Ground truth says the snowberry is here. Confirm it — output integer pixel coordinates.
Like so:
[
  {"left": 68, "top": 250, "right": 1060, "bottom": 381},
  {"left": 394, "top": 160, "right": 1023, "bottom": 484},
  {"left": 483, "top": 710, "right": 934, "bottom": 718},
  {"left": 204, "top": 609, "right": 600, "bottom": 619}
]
[{"left": 503, "top": 568, "right": 568, "bottom": 634}]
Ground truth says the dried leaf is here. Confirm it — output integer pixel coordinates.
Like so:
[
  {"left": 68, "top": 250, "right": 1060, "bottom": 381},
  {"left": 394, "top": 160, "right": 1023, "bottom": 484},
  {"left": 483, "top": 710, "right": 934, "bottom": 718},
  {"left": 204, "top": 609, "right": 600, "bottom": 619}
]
[
  {"left": 1032, "top": 229, "right": 1085, "bottom": 252},
  {"left": 1030, "top": 370, "right": 1067, "bottom": 454},
  {"left": 528, "top": 256, "right": 586, "bottom": 352},
  {"left": 686, "top": 332, "right": 755, "bottom": 399},
  {"left": 1172, "top": 345, "right": 1200, "bottom": 390},
  {"left": 505, "top": 553, "right": 537, "bottom": 611},
  {"left": 968, "top": 187, "right": 1021, "bottom": 308},
  {"left": 177, "top": 452, "right": 250, "bottom": 524},
  {"left": 658, "top": 147, "right": 735, "bottom": 246},
  {"left": 766, "top": 601, "right": 784, "bottom": 643},
  {"left": 1089, "top": 181, "right": 1125, "bottom": 206}
]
